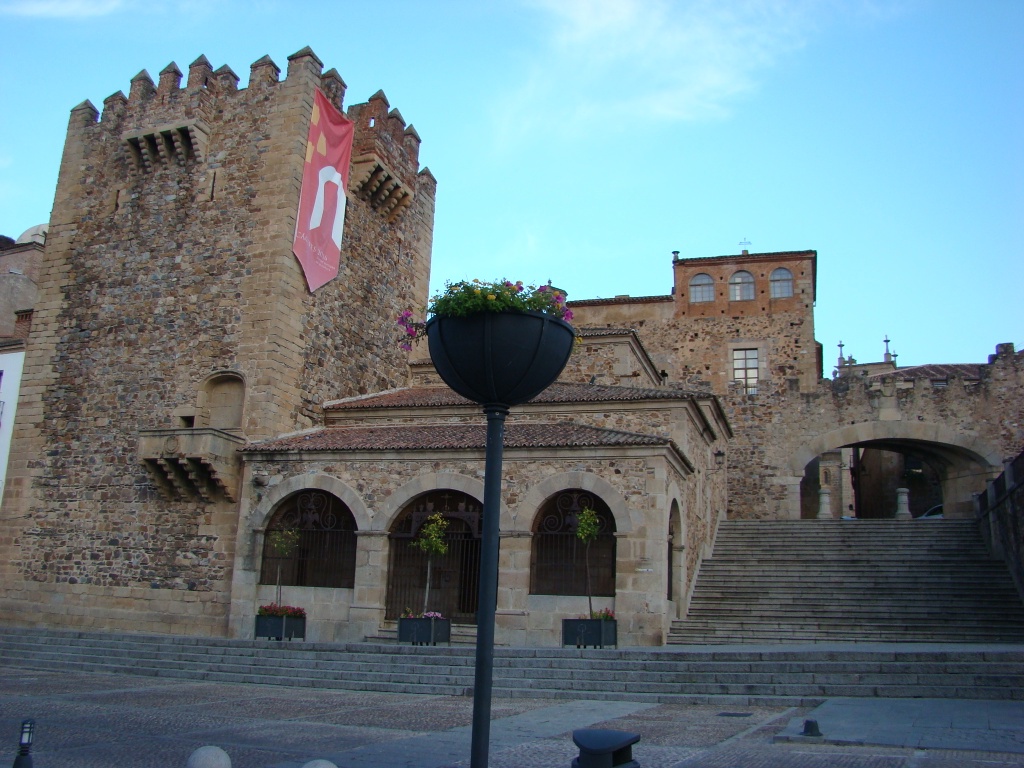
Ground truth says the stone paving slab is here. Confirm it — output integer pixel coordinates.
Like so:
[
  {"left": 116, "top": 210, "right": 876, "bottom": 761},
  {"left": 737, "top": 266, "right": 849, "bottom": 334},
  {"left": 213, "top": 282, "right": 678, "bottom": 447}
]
[
  {"left": 775, "top": 698, "right": 1024, "bottom": 754},
  {"left": 2, "top": 665, "right": 1024, "bottom": 767}
]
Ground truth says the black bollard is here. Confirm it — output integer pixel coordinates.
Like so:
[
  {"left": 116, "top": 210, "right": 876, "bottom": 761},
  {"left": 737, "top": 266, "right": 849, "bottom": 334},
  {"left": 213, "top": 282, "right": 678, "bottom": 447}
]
[{"left": 12, "top": 719, "right": 34, "bottom": 768}]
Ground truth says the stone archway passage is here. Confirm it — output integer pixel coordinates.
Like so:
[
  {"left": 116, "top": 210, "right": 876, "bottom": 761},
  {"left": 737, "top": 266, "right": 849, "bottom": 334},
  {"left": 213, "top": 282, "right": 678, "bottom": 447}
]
[
  {"left": 791, "top": 423, "right": 1001, "bottom": 519},
  {"left": 385, "top": 491, "right": 482, "bottom": 623}
]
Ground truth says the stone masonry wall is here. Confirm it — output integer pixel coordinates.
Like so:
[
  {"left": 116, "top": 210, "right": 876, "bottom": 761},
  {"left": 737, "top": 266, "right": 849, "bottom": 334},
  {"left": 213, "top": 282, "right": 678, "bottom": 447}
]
[
  {"left": 232, "top": 445, "right": 704, "bottom": 646},
  {"left": 0, "top": 49, "right": 434, "bottom": 635}
]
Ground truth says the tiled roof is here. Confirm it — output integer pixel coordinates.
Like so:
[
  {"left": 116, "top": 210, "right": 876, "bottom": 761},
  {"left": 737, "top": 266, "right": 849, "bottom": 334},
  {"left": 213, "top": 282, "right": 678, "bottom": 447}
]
[
  {"left": 325, "top": 382, "right": 710, "bottom": 411},
  {"left": 577, "top": 327, "right": 637, "bottom": 337},
  {"left": 868, "top": 363, "right": 982, "bottom": 382},
  {"left": 245, "top": 422, "right": 672, "bottom": 453},
  {"left": 569, "top": 295, "right": 673, "bottom": 307}
]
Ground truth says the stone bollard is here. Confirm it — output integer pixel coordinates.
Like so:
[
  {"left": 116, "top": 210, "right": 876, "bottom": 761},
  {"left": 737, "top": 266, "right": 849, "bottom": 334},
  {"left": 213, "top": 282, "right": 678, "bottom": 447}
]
[
  {"left": 186, "top": 745, "right": 231, "bottom": 768},
  {"left": 817, "top": 487, "right": 832, "bottom": 519},
  {"left": 895, "top": 487, "right": 911, "bottom": 520}
]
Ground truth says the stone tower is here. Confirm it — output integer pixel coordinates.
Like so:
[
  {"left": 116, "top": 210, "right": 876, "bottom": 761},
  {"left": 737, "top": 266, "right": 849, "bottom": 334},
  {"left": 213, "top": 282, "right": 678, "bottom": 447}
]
[{"left": 0, "top": 48, "right": 435, "bottom": 634}]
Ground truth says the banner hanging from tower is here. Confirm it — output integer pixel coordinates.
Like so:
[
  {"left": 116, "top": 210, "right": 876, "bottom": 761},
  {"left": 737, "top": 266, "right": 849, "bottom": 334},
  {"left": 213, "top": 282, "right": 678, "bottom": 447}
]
[{"left": 293, "top": 89, "right": 354, "bottom": 291}]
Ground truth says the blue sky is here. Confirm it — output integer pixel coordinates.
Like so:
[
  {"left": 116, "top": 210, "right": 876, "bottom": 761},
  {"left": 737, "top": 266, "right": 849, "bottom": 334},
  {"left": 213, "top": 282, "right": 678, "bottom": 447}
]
[{"left": 0, "top": 0, "right": 1020, "bottom": 369}]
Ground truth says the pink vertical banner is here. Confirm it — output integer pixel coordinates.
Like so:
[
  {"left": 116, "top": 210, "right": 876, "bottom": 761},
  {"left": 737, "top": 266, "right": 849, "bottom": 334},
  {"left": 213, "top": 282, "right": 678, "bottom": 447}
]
[{"left": 293, "top": 89, "right": 354, "bottom": 292}]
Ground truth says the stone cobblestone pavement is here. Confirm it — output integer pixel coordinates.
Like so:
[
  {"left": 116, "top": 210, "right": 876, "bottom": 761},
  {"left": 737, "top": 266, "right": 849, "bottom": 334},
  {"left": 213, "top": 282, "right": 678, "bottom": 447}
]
[{"left": 1, "top": 666, "right": 1021, "bottom": 767}]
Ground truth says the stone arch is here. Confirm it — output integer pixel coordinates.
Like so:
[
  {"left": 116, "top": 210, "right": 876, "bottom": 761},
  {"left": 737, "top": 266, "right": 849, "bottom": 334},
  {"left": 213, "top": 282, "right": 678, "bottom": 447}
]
[
  {"left": 789, "top": 421, "right": 1002, "bottom": 519},
  {"left": 789, "top": 421, "right": 1002, "bottom": 474},
  {"left": 514, "top": 471, "right": 632, "bottom": 534},
  {"left": 248, "top": 472, "right": 371, "bottom": 533},
  {"left": 377, "top": 473, "right": 487, "bottom": 533},
  {"left": 667, "top": 499, "right": 682, "bottom": 609},
  {"left": 529, "top": 488, "right": 617, "bottom": 598}
]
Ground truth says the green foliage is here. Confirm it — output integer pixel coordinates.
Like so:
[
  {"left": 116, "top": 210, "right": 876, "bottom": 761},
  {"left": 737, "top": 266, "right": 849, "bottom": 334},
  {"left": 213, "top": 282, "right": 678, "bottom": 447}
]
[
  {"left": 575, "top": 506, "right": 600, "bottom": 544},
  {"left": 266, "top": 528, "right": 300, "bottom": 557},
  {"left": 411, "top": 513, "right": 449, "bottom": 558},
  {"left": 429, "top": 279, "right": 573, "bottom": 321},
  {"left": 397, "top": 279, "right": 574, "bottom": 349}
]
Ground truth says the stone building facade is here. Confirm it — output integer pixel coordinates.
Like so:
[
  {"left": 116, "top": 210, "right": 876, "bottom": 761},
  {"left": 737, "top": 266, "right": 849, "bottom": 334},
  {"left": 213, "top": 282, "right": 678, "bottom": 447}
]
[
  {"left": 5, "top": 50, "right": 1020, "bottom": 647},
  {"left": 0, "top": 48, "right": 436, "bottom": 637},
  {"left": 0, "top": 50, "right": 730, "bottom": 646},
  {"left": 570, "top": 252, "right": 1024, "bottom": 521}
]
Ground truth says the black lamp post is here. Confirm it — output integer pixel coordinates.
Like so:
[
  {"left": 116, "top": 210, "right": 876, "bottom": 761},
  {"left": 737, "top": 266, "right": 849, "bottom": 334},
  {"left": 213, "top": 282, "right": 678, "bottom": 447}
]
[
  {"left": 12, "top": 719, "right": 34, "bottom": 768},
  {"left": 427, "top": 309, "right": 574, "bottom": 768}
]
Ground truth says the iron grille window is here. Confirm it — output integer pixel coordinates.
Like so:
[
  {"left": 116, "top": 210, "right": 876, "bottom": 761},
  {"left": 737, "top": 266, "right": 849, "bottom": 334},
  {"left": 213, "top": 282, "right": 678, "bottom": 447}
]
[
  {"left": 530, "top": 490, "right": 616, "bottom": 596},
  {"left": 385, "top": 491, "right": 482, "bottom": 623},
  {"left": 732, "top": 348, "right": 759, "bottom": 395},
  {"left": 729, "top": 270, "right": 755, "bottom": 301},
  {"left": 688, "top": 273, "right": 715, "bottom": 303},
  {"left": 770, "top": 268, "right": 793, "bottom": 298},
  {"left": 260, "top": 491, "right": 357, "bottom": 589}
]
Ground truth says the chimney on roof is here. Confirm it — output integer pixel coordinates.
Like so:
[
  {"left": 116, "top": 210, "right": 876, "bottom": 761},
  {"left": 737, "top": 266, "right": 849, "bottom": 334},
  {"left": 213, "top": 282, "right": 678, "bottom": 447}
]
[{"left": 739, "top": 237, "right": 751, "bottom": 256}]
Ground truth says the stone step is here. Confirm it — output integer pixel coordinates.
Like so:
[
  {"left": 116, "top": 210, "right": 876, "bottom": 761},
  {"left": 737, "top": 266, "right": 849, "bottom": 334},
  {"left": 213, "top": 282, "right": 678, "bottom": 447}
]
[
  {"left": 1, "top": 627, "right": 1022, "bottom": 704},
  {"left": 675, "top": 519, "right": 1024, "bottom": 644}
]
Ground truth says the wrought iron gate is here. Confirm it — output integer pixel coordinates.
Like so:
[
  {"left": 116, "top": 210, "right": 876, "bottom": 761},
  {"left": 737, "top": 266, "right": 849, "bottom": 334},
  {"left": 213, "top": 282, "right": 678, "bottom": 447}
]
[{"left": 385, "top": 492, "right": 482, "bottom": 624}]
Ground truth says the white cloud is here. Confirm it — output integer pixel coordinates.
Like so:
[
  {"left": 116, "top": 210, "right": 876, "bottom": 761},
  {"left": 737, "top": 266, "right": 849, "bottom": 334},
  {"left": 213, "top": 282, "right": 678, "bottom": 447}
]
[
  {"left": 493, "top": 0, "right": 829, "bottom": 145},
  {"left": 0, "top": 0, "right": 128, "bottom": 17}
]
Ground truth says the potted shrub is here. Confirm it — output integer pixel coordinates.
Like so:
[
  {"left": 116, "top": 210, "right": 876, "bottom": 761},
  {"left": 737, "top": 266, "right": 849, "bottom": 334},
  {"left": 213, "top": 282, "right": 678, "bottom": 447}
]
[
  {"left": 255, "top": 603, "right": 306, "bottom": 641},
  {"left": 398, "top": 512, "right": 452, "bottom": 646},
  {"left": 562, "top": 506, "right": 617, "bottom": 648}
]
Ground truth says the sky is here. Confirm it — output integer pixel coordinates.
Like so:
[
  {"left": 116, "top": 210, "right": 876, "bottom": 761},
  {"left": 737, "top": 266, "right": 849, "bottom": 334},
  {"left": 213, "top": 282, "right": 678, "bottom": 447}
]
[{"left": 0, "top": 0, "right": 1020, "bottom": 370}]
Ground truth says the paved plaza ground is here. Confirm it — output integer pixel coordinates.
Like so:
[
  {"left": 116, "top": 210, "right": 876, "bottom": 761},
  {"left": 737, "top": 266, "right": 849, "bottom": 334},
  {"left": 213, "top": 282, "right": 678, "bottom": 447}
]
[{"left": 1, "top": 665, "right": 1021, "bottom": 767}]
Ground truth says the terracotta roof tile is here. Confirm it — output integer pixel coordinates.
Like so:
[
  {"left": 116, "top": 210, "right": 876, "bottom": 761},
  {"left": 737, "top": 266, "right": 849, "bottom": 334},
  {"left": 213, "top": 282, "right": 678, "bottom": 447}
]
[
  {"left": 245, "top": 422, "right": 671, "bottom": 453},
  {"left": 569, "top": 295, "right": 673, "bottom": 307},
  {"left": 325, "top": 382, "right": 710, "bottom": 411}
]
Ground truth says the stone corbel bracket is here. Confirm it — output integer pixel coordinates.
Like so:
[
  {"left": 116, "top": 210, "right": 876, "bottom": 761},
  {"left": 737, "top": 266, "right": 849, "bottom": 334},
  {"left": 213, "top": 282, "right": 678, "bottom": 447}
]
[
  {"left": 138, "top": 427, "right": 245, "bottom": 502},
  {"left": 124, "top": 120, "right": 210, "bottom": 172},
  {"left": 350, "top": 153, "right": 413, "bottom": 222}
]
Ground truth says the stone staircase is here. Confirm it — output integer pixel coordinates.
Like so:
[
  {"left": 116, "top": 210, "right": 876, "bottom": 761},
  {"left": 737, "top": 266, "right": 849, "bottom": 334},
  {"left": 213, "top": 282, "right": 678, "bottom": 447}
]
[
  {"left": 366, "top": 620, "right": 479, "bottom": 645},
  {"left": 670, "top": 519, "right": 1024, "bottom": 644},
  {"left": 0, "top": 626, "right": 1022, "bottom": 704}
]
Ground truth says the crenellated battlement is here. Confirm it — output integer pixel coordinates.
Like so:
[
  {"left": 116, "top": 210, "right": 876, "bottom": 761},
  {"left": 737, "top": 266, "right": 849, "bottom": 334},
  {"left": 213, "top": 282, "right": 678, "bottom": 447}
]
[{"left": 66, "top": 47, "right": 429, "bottom": 216}]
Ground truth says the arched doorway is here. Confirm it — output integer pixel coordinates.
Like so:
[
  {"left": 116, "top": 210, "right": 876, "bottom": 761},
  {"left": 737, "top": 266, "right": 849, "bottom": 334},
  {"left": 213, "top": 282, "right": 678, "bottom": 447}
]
[{"left": 385, "top": 491, "right": 482, "bottom": 623}]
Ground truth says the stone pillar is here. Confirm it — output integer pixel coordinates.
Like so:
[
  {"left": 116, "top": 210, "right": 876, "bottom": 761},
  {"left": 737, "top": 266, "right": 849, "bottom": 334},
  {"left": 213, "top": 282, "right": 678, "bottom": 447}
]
[
  {"left": 895, "top": 487, "right": 911, "bottom": 520},
  {"left": 816, "top": 488, "right": 832, "bottom": 519}
]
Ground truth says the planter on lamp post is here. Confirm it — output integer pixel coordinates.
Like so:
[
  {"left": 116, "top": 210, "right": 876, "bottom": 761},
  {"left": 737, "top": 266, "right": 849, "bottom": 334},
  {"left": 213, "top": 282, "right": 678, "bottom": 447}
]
[{"left": 426, "top": 306, "right": 575, "bottom": 768}]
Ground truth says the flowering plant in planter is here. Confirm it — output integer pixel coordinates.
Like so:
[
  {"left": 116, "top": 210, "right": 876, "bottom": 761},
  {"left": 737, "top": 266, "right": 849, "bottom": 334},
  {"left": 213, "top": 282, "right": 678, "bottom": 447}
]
[
  {"left": 588, "top": 608, "right": 615, "bottom": 621},
  {"left": 257, "top": 603, "right": 306, "bottom": 618},
  {"left": 397, "top": 279, "right": 574, "bottom": 350},
  {"left": 401, "top": 608, "right": 446, "bottom": 619}
]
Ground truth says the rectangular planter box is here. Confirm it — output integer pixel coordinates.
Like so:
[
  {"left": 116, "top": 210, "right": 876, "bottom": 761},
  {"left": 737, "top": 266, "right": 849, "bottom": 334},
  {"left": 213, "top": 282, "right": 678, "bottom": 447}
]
[
  {"left": 255, "top": 615, "right": 306, "bottom": 641},
  {"left": 562, "top": 618, "right": 617, "bottom": 649},
  {"left": 398, "top": 617, "right": 451, "bottom": 646}
]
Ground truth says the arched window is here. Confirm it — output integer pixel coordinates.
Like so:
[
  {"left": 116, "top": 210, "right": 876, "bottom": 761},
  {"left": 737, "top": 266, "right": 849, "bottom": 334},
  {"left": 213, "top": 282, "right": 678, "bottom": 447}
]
[
  {"left": 260, "top": 490, "right": 357, "bottom": 589},
  {"left": 688, "top": 273, "right": 715, "bottom": 303},
  {"left": 728, "top": 271, "right": 755, "bottom": 301},
  {"left": 770, "top": 268, "right": 793, "bottom": 298},
  {"left": 530, "top": 490, "right": 616, "bottom": 596}
]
